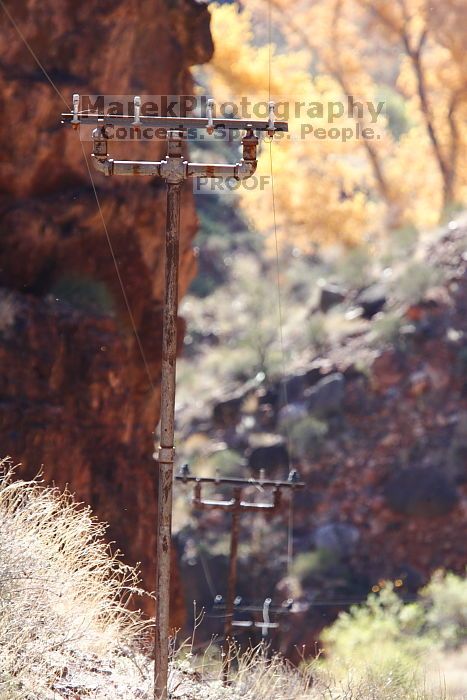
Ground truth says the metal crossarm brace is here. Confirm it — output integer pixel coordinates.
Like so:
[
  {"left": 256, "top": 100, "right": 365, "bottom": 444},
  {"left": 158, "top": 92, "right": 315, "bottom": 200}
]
[{"left": 61, "top": 94, "right": 287, "bottom": 700}]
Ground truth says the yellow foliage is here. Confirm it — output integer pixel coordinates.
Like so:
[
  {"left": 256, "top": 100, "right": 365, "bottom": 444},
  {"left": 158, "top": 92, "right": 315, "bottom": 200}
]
[{"left": 206, "top": 1, "right": 467, "bottom": 251}]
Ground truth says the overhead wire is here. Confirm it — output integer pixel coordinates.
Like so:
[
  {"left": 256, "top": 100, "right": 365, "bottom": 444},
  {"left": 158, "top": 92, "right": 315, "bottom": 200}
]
[
  {"left": 0, "top": 0, "right": 69, "bottom": 109},
  {"left": 198, "top": 547, "right": 217, "bottom": 599},
  {"left": 80, "top": 144, "right": 156, "bottom": 392},
  {"left": 267, "top": 0, "right": 296, "bottom": 578},
  {"left": 0, "top": 0, "right": 155, "bottom": 393}
]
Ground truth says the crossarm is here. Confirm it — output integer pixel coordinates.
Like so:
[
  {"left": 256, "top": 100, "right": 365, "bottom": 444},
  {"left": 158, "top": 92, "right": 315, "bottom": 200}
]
[{"left": 61, "top": 112, "right": 288, "bottom": 133}]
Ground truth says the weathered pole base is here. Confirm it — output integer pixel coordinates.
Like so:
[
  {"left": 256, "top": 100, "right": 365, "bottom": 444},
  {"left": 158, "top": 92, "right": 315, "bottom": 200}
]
[
  {"left": 222, "top": 492, "right": 241, "bottom": 684},
  {"left": 154, "top": 176, "right": 182, "bottom": 700}
]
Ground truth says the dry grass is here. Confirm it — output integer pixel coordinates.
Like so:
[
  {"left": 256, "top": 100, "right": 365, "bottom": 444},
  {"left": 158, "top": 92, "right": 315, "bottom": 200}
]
[
  {"left": 0, "top": 460, "right": 151, "bottom": 699},
  {"left": 0, "top": 461, "right": 460, "bottom": 699},
  {"left": 426, "top": 646, "right": 467, "bottom": 700},
  {"left": 168, "top": 641, "right": 449, "bottom": 700}
]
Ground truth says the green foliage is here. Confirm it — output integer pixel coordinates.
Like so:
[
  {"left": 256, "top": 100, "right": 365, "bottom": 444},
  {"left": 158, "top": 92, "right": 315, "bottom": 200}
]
[
  {"left": 323, "top": 583, "right": 426, "bottom": 656},
  {"left": 190, "top": 163, "right": 260, "bottom": 298},
  {"left": 334, "top": 247, "right": 375, "bottom": 289},
  {"left": 51, "top": 274, "right": 116, "bottom": 315},
  {"left": 370, "top": 311, "right": 403, "bottom": 345},
  {"left": 440, "top": 202, "right": 465, "bottom": 225},
  {"left": 292, "top": 549, "right": 337, "bottom": 582},
  {"left": 287, "top": 415, "right": 329, "bottom": 460},
  {"left": 308, "top": 313, "right": 329, "bottom": 352},
  {"left": 205, "top": 448, "right": 244, "bottom": 478},
  {"left": 391, "top": 224, "right": 420, "bottom": 255},
  {"left": 393, "top": 262, "right": 443, "bottom": 305},
  {"left": 377, "top": 86, "right": 412, "bottom": 140},
  {"left": 421, "top": 571, "right": 467, "bottom": 650},
  {"left": 321, "top": 572, "right": 467, "bottom": 690}
]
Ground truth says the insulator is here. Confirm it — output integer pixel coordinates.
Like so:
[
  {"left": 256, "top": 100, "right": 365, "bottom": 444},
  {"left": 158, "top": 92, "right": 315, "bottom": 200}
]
[
  {"left": 287, "top": 468, "right": 300, "bottom": 484},
  {"left": 132, "top": 95, "right": 141, "bottom": 125},
  {"left": 71, "top": 93, "right": 80, "bottom": 125},
  {"left": 206, "top": 98, "right": 214, "bottom": 134},
  {"left": 179, "top": 463, "right": 191, "bottom": 478}
]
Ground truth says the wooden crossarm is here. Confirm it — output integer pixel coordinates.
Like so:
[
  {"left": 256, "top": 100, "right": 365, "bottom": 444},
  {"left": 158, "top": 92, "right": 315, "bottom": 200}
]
[{"left": 61, "top": 112, "right": 288, "bottom": 133}]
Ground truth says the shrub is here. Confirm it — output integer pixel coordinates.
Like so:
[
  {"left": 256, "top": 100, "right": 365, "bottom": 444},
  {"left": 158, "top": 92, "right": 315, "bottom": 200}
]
[
  {"left": 0, "top": 462, "right": 150, "bottom": 699},
  {"left": 321, "top": 572, "right": 467, "bottom": 692},
  {"left": 287, "top": 415, "right": 329, "bottom": 460},
  {"left": 422, "top": 570, "right": 467, "bottom": 650},
  {"left": 335, "top": 246, "right": 375, "bottom": 289},
  {"left": 206, "top": 448, "right": 244, "bottom": 478},
  {"left": 291, "top": 549, "right": 338, "bottom": 583},
  {"left": 370, "top": 311, "right": 403, "bottom": 345},
  {"left": 308, "top": 313, "right": 329, "bottom": 352},
  {"left": 393, "top": 262, "right": 443, "bottom": 305}
]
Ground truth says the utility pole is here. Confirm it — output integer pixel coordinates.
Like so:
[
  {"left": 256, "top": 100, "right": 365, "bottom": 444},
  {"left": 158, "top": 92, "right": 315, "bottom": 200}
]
[
  {"left": 176, "top": 467, "right": 304, "bottom": 679},
  {"left": 61, "top": 95, "right": 287, "bottom": 700}
]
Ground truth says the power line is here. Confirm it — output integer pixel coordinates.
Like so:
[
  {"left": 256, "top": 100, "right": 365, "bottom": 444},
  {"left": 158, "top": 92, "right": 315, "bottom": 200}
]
[
  {"left": 80, "top": 144, "right": 156, "bottom": 392},
  {"left": 0, "top": 0, "right": 69, "bottom": 109},
  {"left": 267, "top": 0, "right": 295, "bottom": 578}
]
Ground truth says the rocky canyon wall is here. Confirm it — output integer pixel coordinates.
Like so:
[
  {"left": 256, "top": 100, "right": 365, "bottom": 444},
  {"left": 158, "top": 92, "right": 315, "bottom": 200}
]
[{"left": 0, "top": 0, "right": 213, "bottom": 626}]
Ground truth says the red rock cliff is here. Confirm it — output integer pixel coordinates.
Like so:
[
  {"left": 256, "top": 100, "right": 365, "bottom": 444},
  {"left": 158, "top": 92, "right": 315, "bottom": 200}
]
[{"left": 0, "top": 0, "right": 213, "bottom": 626}]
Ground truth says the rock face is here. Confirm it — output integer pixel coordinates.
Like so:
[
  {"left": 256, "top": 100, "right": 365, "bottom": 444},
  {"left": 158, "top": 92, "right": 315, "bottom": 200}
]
[
  {"left": 0, "top": 0, "right": 213, "bottom": 626},
  {"left": 177, "top": 223, "right": 467, "bottom": 657},
  {"left": 384, "top": 466, "right": 459, "bottom": 517}
]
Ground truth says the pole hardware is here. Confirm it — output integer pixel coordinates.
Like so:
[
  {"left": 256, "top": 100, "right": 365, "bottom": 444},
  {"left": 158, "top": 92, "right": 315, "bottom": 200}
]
[
  {"left": 61, "top": 94, "right": 287, "bottom": 700},
  {"left": 132, "top": 95, "right": 142, "bottom": 126},
  {"left": 267, "top": 101, "right": 276, "bottom": 137},
  {"left": 212, "top": 595, "right": 296, "bottom": 640},
  {"left": 206, "top": 98, "right": 215, "bottom": 134}
]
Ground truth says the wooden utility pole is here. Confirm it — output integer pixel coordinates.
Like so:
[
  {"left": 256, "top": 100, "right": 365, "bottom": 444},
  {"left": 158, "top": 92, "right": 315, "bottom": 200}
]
[
  {"left": 176, "top": 468, "right": 304, "bottom": 679},
  {"left": 61, "top": 96, "right": 287, "bottom": 700}
]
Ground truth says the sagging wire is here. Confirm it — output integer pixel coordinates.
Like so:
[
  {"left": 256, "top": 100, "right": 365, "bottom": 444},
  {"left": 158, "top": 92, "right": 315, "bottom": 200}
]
[
  {"left": 80, "top": 143, "right": 156, "bottom": 392},
  {"left": 267, "top": 0, "right": 296, "bottom": 578},
  {"left": 0, "top": 0, "right": 69, "bottom": 109}
]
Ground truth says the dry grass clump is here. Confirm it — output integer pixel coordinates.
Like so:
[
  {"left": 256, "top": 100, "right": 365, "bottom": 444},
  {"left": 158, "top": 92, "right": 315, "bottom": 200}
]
[
  {"left": 168, "top": 641, "right": 446, "bottom": 700},
  {"left": 0, "top": 460, "right": 457, "bottom": 699},
  {"left": 0, "top": 460, "right": 151, "bottom": 699}
]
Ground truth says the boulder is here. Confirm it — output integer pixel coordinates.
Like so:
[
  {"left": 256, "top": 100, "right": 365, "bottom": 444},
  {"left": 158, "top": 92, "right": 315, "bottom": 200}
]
[
  {"left": 447, "top": 412, "right": 467, "bottom": 483},
  {"left": 318, "top": 283, "right": 347, "bottom": 312},
  {"left": 313, "top": 523, "right": 360, "bottom": 557},
  {"left": 278, "top": 402, "right": 308, "bottom": 427},
  {"left": 282, "top": 374, "right": 309, "bottom": 403},
  {"left": 356, "top": 284, "right": 387, "bottom": 319},
  {"left": 212, "top": 395, "right": 243, "bottom": 429},
  {"left": 384, "top": 466, "right": 459, "bottom": 517},
  {"left": 247, "top": 436, "right": 290, "bottom": 473},
  {"left": 306, "top": 372, "right": 345, "bottom": 416}
]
